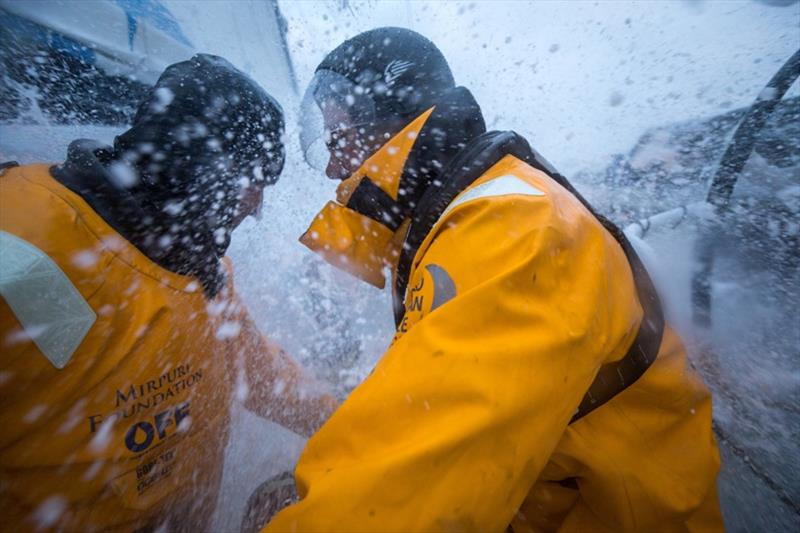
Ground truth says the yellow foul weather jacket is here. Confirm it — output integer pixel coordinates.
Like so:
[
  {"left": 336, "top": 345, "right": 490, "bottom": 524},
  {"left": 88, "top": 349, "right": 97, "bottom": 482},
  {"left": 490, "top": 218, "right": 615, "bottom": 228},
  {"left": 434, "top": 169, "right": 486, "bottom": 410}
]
[
  {"left": 0, "top": 163, "right": 333, "bottom": 532},
  {"left": 268, "top": 125, "right": 722, "bottom": 531}
]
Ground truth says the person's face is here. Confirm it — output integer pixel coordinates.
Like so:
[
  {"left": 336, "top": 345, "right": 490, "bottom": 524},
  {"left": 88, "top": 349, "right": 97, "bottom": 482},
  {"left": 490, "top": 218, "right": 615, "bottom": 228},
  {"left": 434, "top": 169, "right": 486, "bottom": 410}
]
[
  {"left": 324, "top": 127, "right": 366, "bottom": 181},
  {"left": 320, "top": 101, "right": 373, "bottom": 181},
  {"left": 232, "top": 182, "right": 264, "bottom": 228}
]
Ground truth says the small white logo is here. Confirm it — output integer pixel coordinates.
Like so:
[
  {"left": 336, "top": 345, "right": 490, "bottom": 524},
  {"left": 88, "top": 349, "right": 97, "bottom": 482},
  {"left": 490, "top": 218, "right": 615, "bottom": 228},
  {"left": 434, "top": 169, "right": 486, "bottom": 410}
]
[{"left": 384, "top": 59, "right": 414, "bottom": 85}]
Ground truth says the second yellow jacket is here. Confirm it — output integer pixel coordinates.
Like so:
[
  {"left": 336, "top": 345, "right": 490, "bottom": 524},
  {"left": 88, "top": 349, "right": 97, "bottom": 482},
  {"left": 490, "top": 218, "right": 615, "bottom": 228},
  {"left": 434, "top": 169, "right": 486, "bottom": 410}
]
[{"left": 267, "top": 155, "right": 722, "bottom": 532}]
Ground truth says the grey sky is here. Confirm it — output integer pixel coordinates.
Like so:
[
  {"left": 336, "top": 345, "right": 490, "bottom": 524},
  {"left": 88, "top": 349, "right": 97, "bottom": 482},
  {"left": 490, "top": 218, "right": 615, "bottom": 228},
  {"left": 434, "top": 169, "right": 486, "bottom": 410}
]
[{"left": 281, "top": 0, "right": 799, "bottom": 175}]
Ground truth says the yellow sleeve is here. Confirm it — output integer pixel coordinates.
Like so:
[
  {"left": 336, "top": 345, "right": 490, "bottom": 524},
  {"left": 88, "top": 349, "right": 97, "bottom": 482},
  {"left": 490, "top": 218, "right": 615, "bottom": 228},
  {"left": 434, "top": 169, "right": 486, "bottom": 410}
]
[
  {"left": 219, "top": 273, "right": 337, "bottom": 437},
  {"left": 266, "top": 193, "right": 640, "bottom": 532},
  {"left": 236, "top": 310, "right": 338, "bottom": 437}
]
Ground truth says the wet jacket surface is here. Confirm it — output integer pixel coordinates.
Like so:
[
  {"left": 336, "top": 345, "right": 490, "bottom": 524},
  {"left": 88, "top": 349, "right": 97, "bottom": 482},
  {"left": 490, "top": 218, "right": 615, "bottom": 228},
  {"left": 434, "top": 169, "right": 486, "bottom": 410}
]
[
  {"left": 267, "top": 136, "right": 723, "bottom": 531},
  {"left": 0, "top": 164, "right": 326, "bottom": 532}
]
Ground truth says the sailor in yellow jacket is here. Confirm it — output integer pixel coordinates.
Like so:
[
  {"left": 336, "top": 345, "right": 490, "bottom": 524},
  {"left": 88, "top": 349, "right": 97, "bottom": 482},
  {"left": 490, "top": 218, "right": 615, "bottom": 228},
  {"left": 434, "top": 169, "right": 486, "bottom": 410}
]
[
  {"left": 265, "top": 28, "right": 723, "bottom": 532},
  {"left": 0, "top": 55, "right": 335, "bottom": 532}
]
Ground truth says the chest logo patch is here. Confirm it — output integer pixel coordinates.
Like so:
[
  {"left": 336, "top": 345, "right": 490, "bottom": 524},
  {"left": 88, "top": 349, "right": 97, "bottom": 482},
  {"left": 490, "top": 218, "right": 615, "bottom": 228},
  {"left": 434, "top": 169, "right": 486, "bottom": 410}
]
[{"left": 396, "top": 263, "right": 457, "bottom": 339}]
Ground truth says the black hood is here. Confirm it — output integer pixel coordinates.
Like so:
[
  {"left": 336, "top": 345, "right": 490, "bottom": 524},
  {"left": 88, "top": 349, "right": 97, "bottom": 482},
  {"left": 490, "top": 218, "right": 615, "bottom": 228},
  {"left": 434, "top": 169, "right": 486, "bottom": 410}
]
[
  {"left": 343, "top": 86, "right": 486, "bottom": 232},
  {"left": 52, "top": 140, "right": 228, "bottom": 297},
  {"left": 317, "top": 27, "right": 456, "bottom": 124},
  {"left": 314, "top": 29, "right": 484, "bottom": 224},
  {"left": 117, "top": 53, "right": 285, "bottom": 190},
  {"left": 399, "top": 86, "right": 486, "bottom": 213},
  {"left": 50, "top": 54, "right": 286, "bottom": 298}
]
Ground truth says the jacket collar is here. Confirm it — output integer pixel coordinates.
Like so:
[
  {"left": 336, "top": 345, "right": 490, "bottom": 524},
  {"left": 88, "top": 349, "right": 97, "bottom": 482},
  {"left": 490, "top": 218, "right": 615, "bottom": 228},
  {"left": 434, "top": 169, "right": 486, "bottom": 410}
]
[
  {"left": 299, "top": 87, "right": 487, "bottom": 289},
  {"left": 51, "top": 140, "right": 226, "bottom": 297}
]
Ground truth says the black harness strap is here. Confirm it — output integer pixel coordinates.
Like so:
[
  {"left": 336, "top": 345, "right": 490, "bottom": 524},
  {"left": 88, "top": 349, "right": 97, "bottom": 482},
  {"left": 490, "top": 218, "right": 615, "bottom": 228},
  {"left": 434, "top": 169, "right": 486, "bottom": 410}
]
[
  {"left": 346, "top": 177, "right": 404, "bottom": 232},
  {"left": 569, "top": 213, "right": 663, "bottom": 423},
  {"left": 393, "top": 132, "right": 511, "bottom": 324},
  {"left": 0, "top": 161, "right": 20, "bottom": 176},
  {"left": 394, "top": 131, "right": 665, "bottom": 424}
]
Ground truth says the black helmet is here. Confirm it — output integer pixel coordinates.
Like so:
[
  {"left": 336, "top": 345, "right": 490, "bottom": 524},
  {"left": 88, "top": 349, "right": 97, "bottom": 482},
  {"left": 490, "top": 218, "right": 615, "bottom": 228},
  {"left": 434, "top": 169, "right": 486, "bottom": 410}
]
[{"left": 300, "top": 27, "right": 455, "bottom": 174}]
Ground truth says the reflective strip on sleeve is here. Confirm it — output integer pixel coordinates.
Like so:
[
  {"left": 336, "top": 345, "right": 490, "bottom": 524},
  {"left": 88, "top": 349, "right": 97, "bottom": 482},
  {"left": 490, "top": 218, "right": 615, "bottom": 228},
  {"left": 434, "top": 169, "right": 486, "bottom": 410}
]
[
  {"left": 441, "top": 173, "right": 545, "bottom": 220},
  {"left": 0, "top": 231, "right": 96, "bottom": 369}
]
